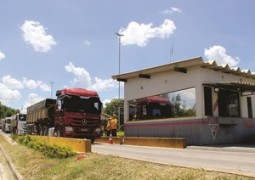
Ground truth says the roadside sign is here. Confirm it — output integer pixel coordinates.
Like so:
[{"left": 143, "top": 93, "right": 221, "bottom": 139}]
[{"left": 209, "top": 124, "right": 219, "bottom": 140}]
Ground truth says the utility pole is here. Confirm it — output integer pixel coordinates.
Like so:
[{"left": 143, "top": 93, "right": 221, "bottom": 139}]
[{"left": 116, "top": 32, "right": 124, "bottom": 99}]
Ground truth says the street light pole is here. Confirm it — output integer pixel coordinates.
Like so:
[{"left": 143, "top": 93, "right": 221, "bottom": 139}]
[
  {"left": 116, "top": 32, "right": 124, "bottom": 130},
  {"left": 116, "top": 32, "right": 124, "bottom": 99}
]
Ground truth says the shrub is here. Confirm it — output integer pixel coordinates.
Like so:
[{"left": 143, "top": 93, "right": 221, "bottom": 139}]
[{"left": 14, "top": 135, "right": 76, "bottom": 159}]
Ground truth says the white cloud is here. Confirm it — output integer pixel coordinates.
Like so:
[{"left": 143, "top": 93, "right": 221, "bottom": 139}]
[
  {"left": 0, "top": 75, "right": 52, "bottom": 108},
  {"left": 204, "top": 45, "right": 240, "bottom": 67},
  {"left": 22, "top": 78, "right": 50, "bottom": 92},
  {"left": 89, "top": 77, "right": 118, "bottom": 92},
  {"left": 23, "top": 93, "right": 44, "bottom": 110},
  {"left": 65, "top": 62, "right": 92, "bottom": 87},
  {"left": 0, "top": 51, "right": 6, "bottom": 61},
  {"left": 39, "top": 83, "right": 51, "bottom": 92},
  {"left": 162, "top": 7, "right": 182, "bottom": 14},
  {"left": 119, "top": 19, "right": 176, "bottom": 47},
  {"left": 22, "top": 78, "right": 41, "bottom": 89},
  {"left": 65, "top": 62, "right": 118, "bottom": 92},
  {"left": 84, "top": 40, "right": 91, "bottom": 46},
  {"left": 2, "top": 75, "right": 23, "bottom": 89},
  {"left": 20, "top": 20, "right": 57, "bottom": 52},
  {"left": 0, "top": 83, "right": 21, "bottom": 104}
]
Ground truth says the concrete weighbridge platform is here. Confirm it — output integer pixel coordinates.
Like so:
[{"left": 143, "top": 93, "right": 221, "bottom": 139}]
[
  {"left": 95, "top": 137, "right": 187, "bottom": 149},
  {"left": 31, "top": 136, "right": 186, "bottom": 152}
]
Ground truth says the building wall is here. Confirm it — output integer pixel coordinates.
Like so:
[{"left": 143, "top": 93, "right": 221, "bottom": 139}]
[
  {"left": 125, "top": 117, "right": 255, "bottom": 145},
  {"left": 124, "top": 66, "right": 203, "bottom": 121}
]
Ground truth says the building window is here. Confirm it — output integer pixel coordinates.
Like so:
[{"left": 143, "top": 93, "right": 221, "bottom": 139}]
[
  {"left": 128, "top": 88, "right": 196, "bottom": 121},
  {"left": 204, "top": 86, "right": 212, "bottom": 116},
  {"left": 218, "top": 89, "right": 240, "bottom": 117},
  {"left": 247, "top": 97, "right": 253, "bottom": 118}
]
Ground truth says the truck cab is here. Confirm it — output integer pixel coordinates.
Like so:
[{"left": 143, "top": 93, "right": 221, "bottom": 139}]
[
  {"left": 54, "top": 88, "right": 102, "bottom": 142},
  {"left": 10, "top": 114, "right": 27, "bottom": 135},
  {"left": 2, "top": 117, "right": 11, "bottom": 133}
]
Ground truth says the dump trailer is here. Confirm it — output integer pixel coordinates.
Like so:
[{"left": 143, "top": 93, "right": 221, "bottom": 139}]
[
  {"left": 10, "top": 114, "right": 27, "bottom": 135},
  {"left": 2, "top": 117, "right": 11, "bottom": 133},
  {"left": 26, "top": 98, "right": 56, "bottom": 135},
  {"left": 26, "top": 88, "right": 102, "bottom": 142}
]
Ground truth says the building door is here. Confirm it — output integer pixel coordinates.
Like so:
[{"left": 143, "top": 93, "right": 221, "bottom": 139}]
[
  {"left": 247, "top": 97, "right": 253, "bottom": 118},
  {"left": 204, "top": 87, "right": 212, "bottom": 116},
  {"left": 218, "top": 89, "right": 240, "bottom": 117}
]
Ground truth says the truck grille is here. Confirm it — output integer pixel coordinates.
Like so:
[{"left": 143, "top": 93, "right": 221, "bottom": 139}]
[{"left": 71, "top": 118, "right": 100, "bottom": 127}]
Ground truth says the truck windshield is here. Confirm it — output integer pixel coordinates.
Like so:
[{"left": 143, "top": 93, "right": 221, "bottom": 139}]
[
  {"left": 18, "top": 114, "right": 26, "bottom": 121},
  {"left": 61, "top": 95, "right": 102, "bottom": 114},
  {"left": 6, "top": 119, "right": 11, "bottom": 123}
]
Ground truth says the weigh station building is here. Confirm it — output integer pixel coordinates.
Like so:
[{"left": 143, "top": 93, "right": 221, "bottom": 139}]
[{"left": 112, "top": 57, "right": 255, "bottom": 145}]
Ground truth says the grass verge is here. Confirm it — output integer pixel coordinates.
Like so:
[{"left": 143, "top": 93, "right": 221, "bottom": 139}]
[{"left": 0, "top": 135, "right": 253, "bottom": 180}]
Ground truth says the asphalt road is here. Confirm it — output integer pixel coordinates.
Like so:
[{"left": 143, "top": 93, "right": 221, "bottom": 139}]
[{"left": 92, "top": 143, "right": 255, "bottom": 177}]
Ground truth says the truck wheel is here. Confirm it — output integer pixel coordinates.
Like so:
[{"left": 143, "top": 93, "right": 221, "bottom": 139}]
[
  {"left": 40, "top": 126, "right": 48, "bottom": 136},
  {"left": 39, "top": 127, "right": 43, "bottom": 136},
  {"left": 90, "top": 138, "right": 95, "bottom": 144},
  {"left": 14, "top": 128, "right": 18, "bottom": 135}
]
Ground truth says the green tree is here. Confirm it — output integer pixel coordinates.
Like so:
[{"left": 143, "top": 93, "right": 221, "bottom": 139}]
[
  {"left": 172, "top": 94, "right": 182, "bottom": 117},
  {"left": 0, "top": 102, "right": 17, "bottom": 118},
  {"left": 103, "top": 98, "right": 124, "bottom": 130}
]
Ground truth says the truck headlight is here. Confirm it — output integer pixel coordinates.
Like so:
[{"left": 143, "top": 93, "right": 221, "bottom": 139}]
[
  {"left": 65, "top": 126, "right": 73, "bottom": 132},
  {"left": 95, "top": 128, "right": 101, "bottom": 133}
]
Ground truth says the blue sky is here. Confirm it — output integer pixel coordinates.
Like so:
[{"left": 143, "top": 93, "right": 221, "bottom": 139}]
[{"left": 0, "top": 0, "right": 255, "bottom": 112}]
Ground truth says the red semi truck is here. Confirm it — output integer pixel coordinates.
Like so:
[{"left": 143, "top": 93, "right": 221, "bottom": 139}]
[{"left": 26, "top": 88, "right": 102, "bottom": 142}]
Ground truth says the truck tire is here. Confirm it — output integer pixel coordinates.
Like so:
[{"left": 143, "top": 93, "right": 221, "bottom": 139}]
[
  {"left": 39, "top": 126, "right": 48, "bottom": 136},
  {"left": 12, "top": 127, "right": 17, "bottom": 135}
]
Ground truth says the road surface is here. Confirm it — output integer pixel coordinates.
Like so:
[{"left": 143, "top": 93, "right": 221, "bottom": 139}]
[{"left": 92, "top": 143, "right": 255, "bottom": 177}]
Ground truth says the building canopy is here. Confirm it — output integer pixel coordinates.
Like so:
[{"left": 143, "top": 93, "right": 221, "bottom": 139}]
[{"left": 112, "top": 56, "right": 255, "bottom": 81}]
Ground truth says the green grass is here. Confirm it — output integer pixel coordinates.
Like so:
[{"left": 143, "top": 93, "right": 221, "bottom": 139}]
[{"left": 0, "top": 135, "right": 253, "bottom": 180}]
